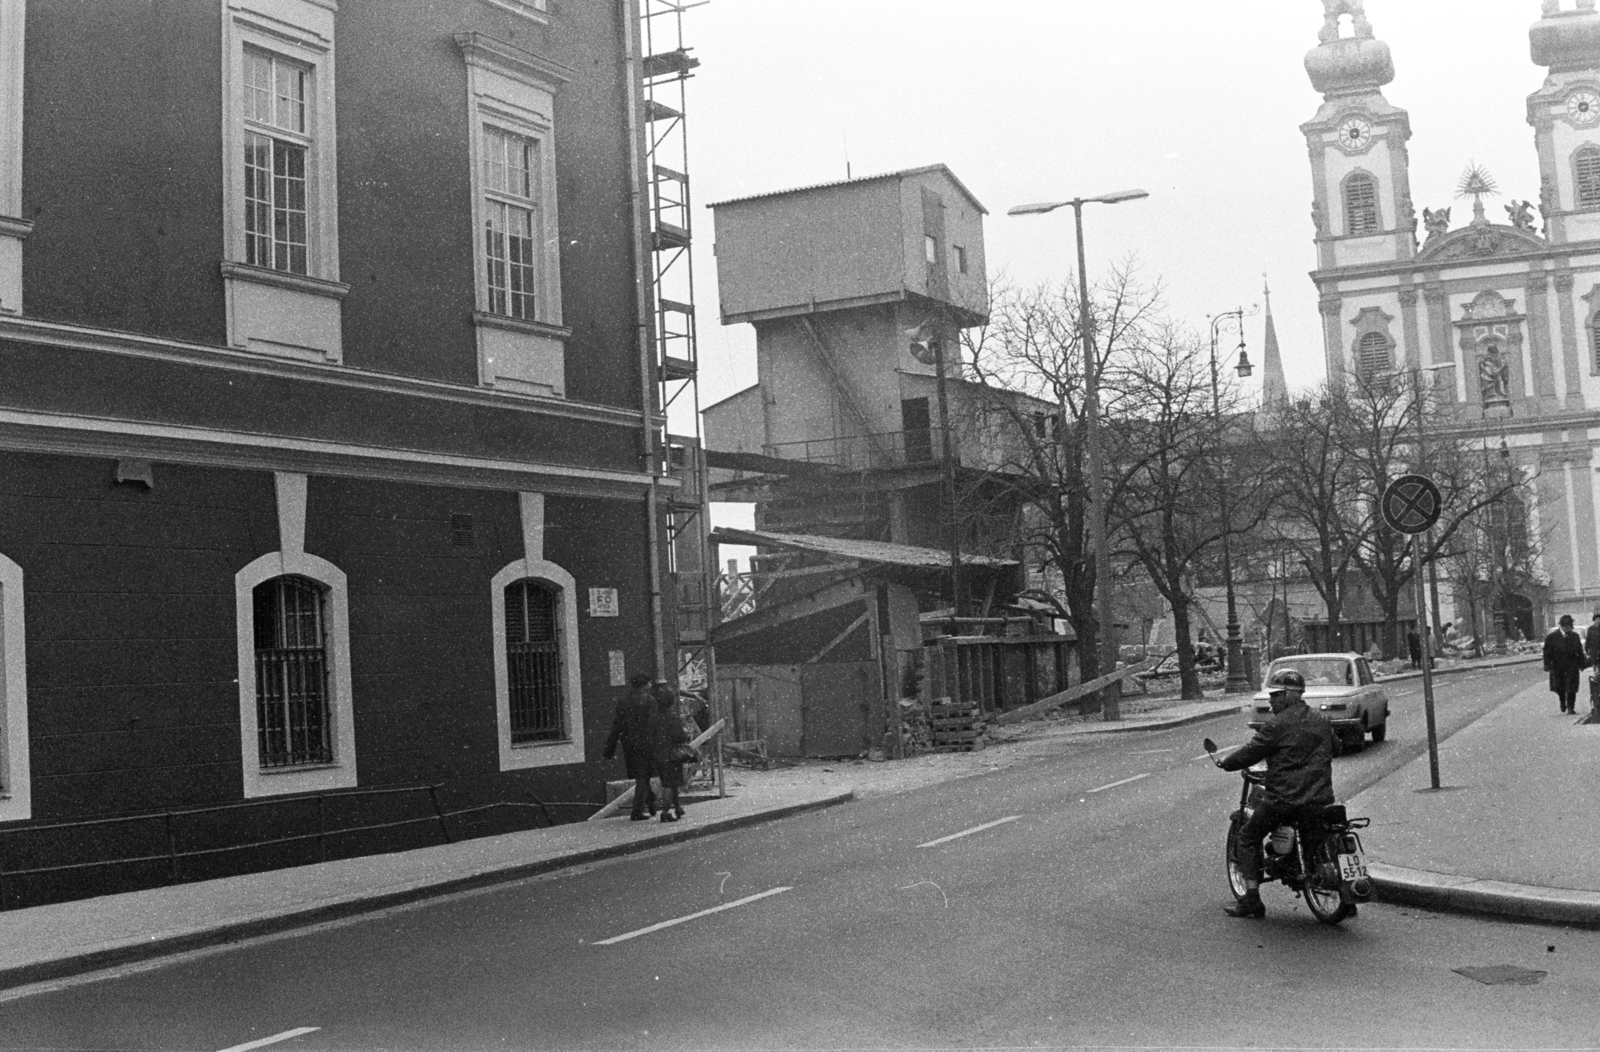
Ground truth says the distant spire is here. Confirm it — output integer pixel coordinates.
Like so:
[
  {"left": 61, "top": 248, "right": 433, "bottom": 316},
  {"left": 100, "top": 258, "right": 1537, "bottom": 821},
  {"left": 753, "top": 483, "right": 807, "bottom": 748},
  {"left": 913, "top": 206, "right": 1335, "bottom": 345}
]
[{"left": 1259, "top": 276, "right": 1289, "bottom": 410}]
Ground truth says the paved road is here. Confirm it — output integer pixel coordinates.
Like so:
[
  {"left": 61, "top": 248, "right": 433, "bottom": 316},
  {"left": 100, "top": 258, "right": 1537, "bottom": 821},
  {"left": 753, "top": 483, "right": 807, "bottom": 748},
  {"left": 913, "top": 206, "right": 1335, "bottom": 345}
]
[{"left": 4, "top": 664, "right": 1594, "bottom": 1050}]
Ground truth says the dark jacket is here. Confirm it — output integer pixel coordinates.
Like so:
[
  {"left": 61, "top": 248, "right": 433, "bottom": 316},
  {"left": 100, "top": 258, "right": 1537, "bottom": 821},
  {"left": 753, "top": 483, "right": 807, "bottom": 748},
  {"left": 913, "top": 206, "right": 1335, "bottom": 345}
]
[
  {"left": 1544, "top": 625, "right": 1587, "bottom": 694},
  {"left": 648, "top": 699, "right": 692, "bottom": 790},
  {"left": 602, "top": 686, "right": 657, "bottom": 779},
  {"left": 1220, "top": 700, "right": 1337, "bottom": 809},
  {"left": 1586, "top": 620, "right": 1600, "bottom": 668}
]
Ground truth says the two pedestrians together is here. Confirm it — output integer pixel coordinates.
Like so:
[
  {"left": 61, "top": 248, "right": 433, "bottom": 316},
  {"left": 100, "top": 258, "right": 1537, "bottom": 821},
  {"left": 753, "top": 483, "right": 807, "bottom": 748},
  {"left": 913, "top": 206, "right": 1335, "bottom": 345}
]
[
  {"left": 1542, "top": 612, "right": 1600, "bottom": 715},
  {"left": 602, "top": 673, "right": 695, "bottom": 822}
]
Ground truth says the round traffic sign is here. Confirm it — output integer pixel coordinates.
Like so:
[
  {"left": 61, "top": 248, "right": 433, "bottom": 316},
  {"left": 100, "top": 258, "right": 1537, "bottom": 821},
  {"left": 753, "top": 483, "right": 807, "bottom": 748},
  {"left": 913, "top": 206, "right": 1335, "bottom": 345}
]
[{"left": 1382, "top": 474, "right": 1443, "bottom": 535}]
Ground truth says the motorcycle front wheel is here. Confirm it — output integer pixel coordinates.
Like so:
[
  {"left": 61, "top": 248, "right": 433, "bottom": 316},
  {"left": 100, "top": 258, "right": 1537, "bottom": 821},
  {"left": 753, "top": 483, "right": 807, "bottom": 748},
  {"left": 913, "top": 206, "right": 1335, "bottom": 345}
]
[
  {"left": 1302, "top": 839, "right": 1354, "bottom": 925},
  {"left": 1225, "top": 815, "right": 1252, "bottom": 901}
]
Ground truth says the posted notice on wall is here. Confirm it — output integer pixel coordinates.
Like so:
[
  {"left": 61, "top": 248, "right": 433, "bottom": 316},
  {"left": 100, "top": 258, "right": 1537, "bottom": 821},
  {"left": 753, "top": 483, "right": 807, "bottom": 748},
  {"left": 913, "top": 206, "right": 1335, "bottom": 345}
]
[
  {"left": 608, "top": 650, "right": 627, "bottom": 687},
  {"left": 588, "top": 587, "right": 619, "bottom": 617}
]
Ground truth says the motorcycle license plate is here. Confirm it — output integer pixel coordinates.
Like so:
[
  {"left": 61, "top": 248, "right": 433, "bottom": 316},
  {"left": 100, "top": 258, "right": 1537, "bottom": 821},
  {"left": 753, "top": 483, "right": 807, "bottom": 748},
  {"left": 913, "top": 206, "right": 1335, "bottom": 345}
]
[{"left": 1338, "top": 852, "right": 1368, "bottom": 881}]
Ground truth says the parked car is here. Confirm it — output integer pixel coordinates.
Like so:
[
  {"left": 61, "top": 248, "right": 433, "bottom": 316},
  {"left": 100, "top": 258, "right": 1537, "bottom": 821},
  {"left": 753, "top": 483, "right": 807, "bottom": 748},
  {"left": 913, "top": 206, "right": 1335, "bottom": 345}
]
[{"left": 1248, "top": 652, "right": 1390, "bottom": 750}]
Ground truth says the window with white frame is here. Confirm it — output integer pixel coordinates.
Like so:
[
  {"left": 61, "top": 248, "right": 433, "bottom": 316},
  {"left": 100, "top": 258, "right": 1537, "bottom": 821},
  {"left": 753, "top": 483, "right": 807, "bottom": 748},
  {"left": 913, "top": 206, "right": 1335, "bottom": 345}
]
[
  {"left": 0, "top": 554, "right": 30, "bottom": 823},
  {"left": 1356, "top": 331, "right": 1391, "bottom": 377},
  {"left": 482, "top": 126, "right": 541, "bottom": 321},
  {"left": 0, "top": 0, "right": 29, "bottom": 316},
  {"left": 458, "top": 33, "right": 573, "bottom": 396},
  {"left": 243, "top": 49, "right": 311, "bottom": 275},
  {"left": 221, "top": 1, "right": 346, "bottom": 362},
  {"left": 1344, "top": 173, "right": 1379, "bottom": 235},
  {"left": 492, "top": 558, "right": 583, "bottom": 770}
]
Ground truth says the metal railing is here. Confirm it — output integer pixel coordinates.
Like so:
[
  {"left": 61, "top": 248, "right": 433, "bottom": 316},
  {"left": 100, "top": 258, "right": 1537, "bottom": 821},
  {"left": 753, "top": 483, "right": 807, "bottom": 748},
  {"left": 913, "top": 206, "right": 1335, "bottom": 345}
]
[
  {"left": 762, "top": 428, "right": 950, "bottom": 471},
  {"left": 0, "top": 784, "right": 595, "bottom": 911}
]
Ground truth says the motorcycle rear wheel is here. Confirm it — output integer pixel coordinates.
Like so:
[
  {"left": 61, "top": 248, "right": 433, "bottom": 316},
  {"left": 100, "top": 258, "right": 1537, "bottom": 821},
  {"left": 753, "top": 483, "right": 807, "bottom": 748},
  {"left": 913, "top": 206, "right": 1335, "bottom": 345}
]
[
  {"left": 1302, "top": 839, "right": 1354, "bottom": 925},
  {"left": 1225, "top": 816, "right": 1252, "bottom": 901}
]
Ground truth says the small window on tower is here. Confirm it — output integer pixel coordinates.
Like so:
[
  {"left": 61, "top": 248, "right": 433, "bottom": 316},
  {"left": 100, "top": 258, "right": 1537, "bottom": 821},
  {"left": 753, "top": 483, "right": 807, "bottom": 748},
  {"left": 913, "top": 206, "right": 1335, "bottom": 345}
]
[
  {"left": 1576, "top": 147, "right": 1600, "bottom": 209},
  {"left": 1356, "top": 331, "right": 1390, "bottom": 378},
  {"left": 924, "top": 235, "right": 938, "bottom": 265},
  {"left": 1344, "top": 174, "right": 1379, "bottom": 235},
  {"left": 953, "top": 245, "right": 968, "bottom": 274}
]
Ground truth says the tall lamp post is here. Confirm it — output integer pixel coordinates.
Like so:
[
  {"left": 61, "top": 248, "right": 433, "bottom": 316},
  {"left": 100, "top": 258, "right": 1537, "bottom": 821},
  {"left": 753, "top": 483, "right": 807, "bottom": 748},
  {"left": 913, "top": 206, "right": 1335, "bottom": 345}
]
[
  {"left": 1207, "top": 307, "right": 1255, "bottom": 695},
  {"left": 1008, "top": 189, "right": 1147, "bottom": 720}
]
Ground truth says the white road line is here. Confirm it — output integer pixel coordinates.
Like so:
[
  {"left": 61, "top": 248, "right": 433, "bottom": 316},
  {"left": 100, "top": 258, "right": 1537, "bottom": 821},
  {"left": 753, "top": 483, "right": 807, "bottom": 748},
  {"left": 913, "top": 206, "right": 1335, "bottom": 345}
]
[
  {"left": 593, "top": 886, "right": 791, "bottom": 945},
  {"left": 216, "top": 1028, "right": 320, "bottom": 1052},
  {"left": 916, "top": 815, "right": 1021, "bottom": 848},
  {"left": 1087, "top": 773, "right": 1151, "bottom": 793}
]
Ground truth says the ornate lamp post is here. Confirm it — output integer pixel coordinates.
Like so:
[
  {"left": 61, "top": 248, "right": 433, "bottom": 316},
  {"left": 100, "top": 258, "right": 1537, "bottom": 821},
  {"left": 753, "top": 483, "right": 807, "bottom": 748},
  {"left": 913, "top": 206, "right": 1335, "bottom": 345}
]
[
  {"left": 1207, "top": 307, "right": 1255, "bottom": 695},
  {"left": 1009, "top": 189, "right": 1148, "bottom": 719}
]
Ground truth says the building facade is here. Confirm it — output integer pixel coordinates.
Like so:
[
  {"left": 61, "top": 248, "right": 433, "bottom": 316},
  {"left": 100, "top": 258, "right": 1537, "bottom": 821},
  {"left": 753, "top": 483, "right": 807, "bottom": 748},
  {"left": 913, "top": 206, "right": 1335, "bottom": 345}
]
[
  {"left": 1304, "top": 0, "right": 1600, "bottom": 633},
  {"left": 0, "top": 0, "right": 674, "bottom": 903}
]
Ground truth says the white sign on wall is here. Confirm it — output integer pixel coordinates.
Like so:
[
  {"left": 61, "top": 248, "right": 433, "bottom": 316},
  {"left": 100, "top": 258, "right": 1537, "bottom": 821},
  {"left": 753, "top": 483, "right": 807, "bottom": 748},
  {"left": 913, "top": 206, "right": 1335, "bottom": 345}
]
[
  {"left": 608, "top": 650, "right": 627, "bottom": 687},
  {"left": 588, "top": 587, "right": 619, "bottom": 617}
]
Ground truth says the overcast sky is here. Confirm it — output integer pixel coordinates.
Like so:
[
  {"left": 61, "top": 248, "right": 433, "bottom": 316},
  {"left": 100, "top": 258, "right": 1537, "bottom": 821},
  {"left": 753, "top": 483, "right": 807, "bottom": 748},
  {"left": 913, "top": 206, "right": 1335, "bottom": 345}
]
[{"left": 676, "top": 0, "right": 1552, "bottom": 418}]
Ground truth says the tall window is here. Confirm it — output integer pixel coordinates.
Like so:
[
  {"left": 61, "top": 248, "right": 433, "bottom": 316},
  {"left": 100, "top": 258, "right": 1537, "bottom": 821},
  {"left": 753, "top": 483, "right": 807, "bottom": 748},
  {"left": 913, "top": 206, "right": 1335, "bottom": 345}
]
[
  {"left": 1344, "top": 174, "right": 1379, "bottom": 235},
  {"left": 1356, "top": 331, "right": 1390, "bottom": 377},
  {"left": 243, "top": 50, "right": 310, "bottom": 275},
  {"left": 1577, "top": 148, "right": 1600, "bottom": 209},
  {"left": 253, "top": 576, "right": 331, "bottom": 768},
  {"left": 505, "top": 579, "right": 565, "bottom": 742},
  {"left": 483, "top": 127, "right": 539, "bottom": 320}
]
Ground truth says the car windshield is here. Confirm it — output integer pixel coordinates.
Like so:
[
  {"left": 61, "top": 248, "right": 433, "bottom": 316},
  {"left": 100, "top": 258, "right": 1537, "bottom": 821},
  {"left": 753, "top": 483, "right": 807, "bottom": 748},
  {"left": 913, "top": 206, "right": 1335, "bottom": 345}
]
[{"left": 1267, "top": 657, "right": 1352, "bottom": 688}]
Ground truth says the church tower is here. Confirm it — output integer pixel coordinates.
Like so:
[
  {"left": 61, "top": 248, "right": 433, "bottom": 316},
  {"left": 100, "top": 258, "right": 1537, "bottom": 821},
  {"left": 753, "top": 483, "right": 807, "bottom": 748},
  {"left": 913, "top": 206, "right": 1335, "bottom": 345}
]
[
  {"left": 1528, "top": 0, "right": 1600, "bottom": 246},
  {"left": 1302, "top": 1, "right": 1415, "bottom": 378}
]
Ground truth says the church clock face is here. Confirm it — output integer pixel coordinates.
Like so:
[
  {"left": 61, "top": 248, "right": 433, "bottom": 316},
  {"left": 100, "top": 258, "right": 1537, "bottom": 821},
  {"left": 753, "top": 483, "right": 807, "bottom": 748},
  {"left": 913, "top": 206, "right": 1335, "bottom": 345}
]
[
  {"left": 1337, "top": 116, "right": 1373, "bottom": 151},
  {"left": 1568, "top": 90, "right": 1600, "bottom": 125}
]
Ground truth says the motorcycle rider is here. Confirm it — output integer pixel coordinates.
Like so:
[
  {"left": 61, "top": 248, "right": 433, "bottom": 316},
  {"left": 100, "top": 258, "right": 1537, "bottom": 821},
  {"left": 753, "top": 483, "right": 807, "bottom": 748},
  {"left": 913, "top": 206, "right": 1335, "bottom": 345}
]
[{"left": 1218, "top": 667, "right": 1338, "bottom": 918}]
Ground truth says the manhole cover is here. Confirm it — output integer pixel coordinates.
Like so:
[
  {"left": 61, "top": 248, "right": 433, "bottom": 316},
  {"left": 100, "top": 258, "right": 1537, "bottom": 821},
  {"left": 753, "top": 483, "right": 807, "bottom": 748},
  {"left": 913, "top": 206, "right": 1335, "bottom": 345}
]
[{"left": 1453, "top": 964, "right": 1547, "bottom": 985}]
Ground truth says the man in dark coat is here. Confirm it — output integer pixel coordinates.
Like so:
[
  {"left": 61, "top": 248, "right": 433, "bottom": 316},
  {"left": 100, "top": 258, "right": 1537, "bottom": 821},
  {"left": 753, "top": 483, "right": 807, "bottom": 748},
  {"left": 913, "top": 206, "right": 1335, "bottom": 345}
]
[
  {"left": 1544, "top": 614, "right": 1587, "bottom": 715},
  {"left": 649, "top": 681, "right": 692, "bottom": 823},
  {"left": 603, "top": 673, "right": 658, "bottom": 820},
  {"left": 1218, "top": 668, "right": 1339, "bottom": 919}
]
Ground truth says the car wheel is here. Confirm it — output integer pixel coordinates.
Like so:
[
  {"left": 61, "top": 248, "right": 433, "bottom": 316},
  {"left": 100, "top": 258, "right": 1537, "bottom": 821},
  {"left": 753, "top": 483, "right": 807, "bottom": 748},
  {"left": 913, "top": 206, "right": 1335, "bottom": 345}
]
[{"left": 1370, "top": 721, "right": 1387, "bottom": 742}]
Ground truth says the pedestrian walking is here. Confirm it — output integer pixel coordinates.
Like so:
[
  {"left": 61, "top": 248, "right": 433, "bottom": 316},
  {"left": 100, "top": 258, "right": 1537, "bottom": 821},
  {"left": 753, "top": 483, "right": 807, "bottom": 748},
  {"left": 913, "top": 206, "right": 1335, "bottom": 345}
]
[
  {"left": 1585, "top": 610, "right": 1600, "bottom": 713},
  {"left": 1407, "top": 628, "right": 1423, "bottom": 670},
  {"left": 649, "top": 681, "right": 692, "bottom": 823},
  {"left": 1543, "top": 614, "right": 1587, "bottom": 715},
  {"left": 602, "top": 672, "right": 659, "bottom": 821}
]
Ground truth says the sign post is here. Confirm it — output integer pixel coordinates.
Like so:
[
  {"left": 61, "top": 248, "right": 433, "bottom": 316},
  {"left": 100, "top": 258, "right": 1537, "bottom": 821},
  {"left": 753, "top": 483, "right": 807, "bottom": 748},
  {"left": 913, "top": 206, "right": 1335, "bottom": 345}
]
[{"left": 1382, "top": 474, "right": 1443, "bottom": 789}]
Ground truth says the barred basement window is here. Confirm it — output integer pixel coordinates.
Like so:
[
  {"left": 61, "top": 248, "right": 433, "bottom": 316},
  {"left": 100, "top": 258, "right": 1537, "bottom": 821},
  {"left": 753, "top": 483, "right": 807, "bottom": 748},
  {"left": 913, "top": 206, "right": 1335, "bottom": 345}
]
[
  {"left": 505, "top": 579, "right": 564, "bottom": 742},
  {"left": 1578, "top": 149, "right": 1600, "bottom": 209},
  {"left": 253, "top": 576, "right": 331, "bottom": 768},
  {"left": 1344, "top": 174, "right": 1379, "bottom": 235},
  {"left": 1356, "top": 331, "right": 1390, "bottom": 377}
]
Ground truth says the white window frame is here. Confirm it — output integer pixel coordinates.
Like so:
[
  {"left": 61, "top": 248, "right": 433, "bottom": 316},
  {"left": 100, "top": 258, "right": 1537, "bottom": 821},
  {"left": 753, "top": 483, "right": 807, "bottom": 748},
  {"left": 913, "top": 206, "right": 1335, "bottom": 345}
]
[
  {"left": 478, "top": 0, "right": 550, "bottom": 26},
  {"left": 458, "top": 33, "right": 574, "bottom": 397},
  {"left": 492, "top": 493, "right": 583, "bottom": 770},
  {"left": 0, "top": 0, "right": 31, "bottom": 316},
  {"left": 235, "top": 472, "right": 356, "bottom": 798},
  {"left": 221, "top": 0, "right": 348, "bottom": 362},
  {"left": 0, "top": 553, "right": 30, "bottom": 823}
]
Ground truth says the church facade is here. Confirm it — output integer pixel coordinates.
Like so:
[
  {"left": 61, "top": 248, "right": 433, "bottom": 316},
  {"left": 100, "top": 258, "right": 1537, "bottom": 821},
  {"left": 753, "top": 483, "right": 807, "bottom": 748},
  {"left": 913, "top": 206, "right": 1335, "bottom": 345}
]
[{"left": 1304, "top": 0, "right": 1600, "bottom": 635}]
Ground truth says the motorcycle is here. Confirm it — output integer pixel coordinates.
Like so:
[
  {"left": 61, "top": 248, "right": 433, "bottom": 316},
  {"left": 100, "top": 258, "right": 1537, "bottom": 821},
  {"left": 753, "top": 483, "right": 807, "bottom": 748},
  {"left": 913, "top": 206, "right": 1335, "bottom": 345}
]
[{"left": 1202, "top": 737, "right": 1374, "bottom": 925}]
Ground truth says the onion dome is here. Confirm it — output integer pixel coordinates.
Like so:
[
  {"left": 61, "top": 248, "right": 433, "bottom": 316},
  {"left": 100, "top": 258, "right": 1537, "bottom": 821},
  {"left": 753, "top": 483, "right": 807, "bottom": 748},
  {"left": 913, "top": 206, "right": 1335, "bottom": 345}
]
[
  {"left": 1305, "top": 2, "right": 1395, "bottom": 99},
  {"left": 1532, "top": 1, "right": 1600, "bottom": 72}
]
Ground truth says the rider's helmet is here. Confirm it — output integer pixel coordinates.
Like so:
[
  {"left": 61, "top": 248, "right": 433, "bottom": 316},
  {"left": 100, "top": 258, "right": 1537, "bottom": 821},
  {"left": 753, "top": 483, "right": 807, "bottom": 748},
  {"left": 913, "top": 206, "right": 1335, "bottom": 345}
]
[{"left": 1266, "top": 668, "right": 1306, "bottom": 694}]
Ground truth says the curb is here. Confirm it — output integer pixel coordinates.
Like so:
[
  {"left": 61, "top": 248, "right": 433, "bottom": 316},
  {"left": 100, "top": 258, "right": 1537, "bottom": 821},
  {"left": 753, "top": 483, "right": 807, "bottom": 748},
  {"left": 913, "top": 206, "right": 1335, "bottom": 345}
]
[
  {"left": 1074, "top": 703, "right": 1245, "bottom": 734},
  {"left": 1369, "top": 862, "right": 1600, "bottom": 927},
  {"left": 0, "top": 790, "right": 855, "bottom": 994},
  {"left": 1377, "top": 654, "right": 1543, "bottom": 683}
]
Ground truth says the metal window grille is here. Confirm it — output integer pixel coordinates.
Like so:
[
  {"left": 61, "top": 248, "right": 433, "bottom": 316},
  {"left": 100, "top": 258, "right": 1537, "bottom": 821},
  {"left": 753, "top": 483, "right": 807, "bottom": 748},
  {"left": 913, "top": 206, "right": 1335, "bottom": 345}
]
[
  {"left": 254, "top": 576, "right": 332, "bottom": 768},
  {"left": 505, "top": 580, "right": 564, "bottom": 742},
  {"left": 1344, "top": 176, "right": 1378, "bottom": 235},
  {"left": 243, "top": 50, "right": 309, "bottom": 275},
  {"left": 483, "top": 127, "right": 538, "bottom": 320},
  {"left": 1592, "top": 324, "right": 1600, "bottom": 372},
  {"left": 1580, "top": 152, "right": 1600, "bottom": 209},
  {"left": 1356, "top": 332, "right": 1390, "bottom": 377}
]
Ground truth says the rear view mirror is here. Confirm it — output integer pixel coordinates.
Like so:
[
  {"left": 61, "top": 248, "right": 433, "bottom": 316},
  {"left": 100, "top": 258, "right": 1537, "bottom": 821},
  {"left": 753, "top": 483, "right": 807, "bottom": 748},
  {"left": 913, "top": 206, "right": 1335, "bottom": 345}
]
[{"left": 1202, "top": 738, "right": 1218, "bottom": 754}]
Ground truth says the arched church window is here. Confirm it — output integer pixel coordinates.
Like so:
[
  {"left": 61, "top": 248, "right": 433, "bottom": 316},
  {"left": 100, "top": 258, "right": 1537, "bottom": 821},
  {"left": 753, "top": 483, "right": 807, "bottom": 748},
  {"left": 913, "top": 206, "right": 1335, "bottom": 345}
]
[
  {"left": 1576, "top": 147, "right": 1600, "bottom": 209},
  {"left": 1356, "top": 331, "right": 1390, "bottom": 377},
  {"left": 1344, "top": 174, "right": 1379, "bottom": 235}
]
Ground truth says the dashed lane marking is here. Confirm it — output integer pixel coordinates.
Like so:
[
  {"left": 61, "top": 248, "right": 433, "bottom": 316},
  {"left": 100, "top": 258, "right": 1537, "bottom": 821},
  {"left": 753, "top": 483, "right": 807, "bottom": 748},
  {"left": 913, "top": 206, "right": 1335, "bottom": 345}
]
[
  {"left": 593, "top": 886, "right": 792, "bottom": 945},
  {"left": 1086, "top": 773, "right": 1151, "bottom": 793},
  {"left": 216, "top": 1028, "right": 320, "bottom": 1052},
  {"left": 916, "top": 815, "right": 1021, "bottom": 848}
]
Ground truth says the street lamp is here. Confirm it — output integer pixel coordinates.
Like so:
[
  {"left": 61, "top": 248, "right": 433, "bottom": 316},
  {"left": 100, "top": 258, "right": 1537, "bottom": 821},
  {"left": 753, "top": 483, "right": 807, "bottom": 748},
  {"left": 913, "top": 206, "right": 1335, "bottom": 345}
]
[
  {"left": 1008, "top": 189, "right": 1148, "bottom": 720},
  {"left": 1207, "top": 306, "right": 1256, "bottom": 695}
]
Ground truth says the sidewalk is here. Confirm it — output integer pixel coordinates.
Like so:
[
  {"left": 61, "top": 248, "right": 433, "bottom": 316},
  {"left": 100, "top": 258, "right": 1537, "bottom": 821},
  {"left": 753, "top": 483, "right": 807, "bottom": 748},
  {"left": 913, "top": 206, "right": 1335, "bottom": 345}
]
[{"left": 0, "top": 654, "right": 1584, "bottom": 996}]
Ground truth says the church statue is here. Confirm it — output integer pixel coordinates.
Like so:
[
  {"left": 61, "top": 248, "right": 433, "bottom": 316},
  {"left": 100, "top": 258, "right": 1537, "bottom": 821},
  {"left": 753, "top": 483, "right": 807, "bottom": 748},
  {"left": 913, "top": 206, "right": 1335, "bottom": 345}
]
[
  {"left": 1311, "top": 200, "right": 1327, "bottom": 237},
  {"left": 1319, "top": 0, "right": 1373, "bottom": 43},
  {"left": 1422, "top": 206, "right": 1451, "bottom": 241},
  {"left": 1506, "top": 199, "right": 1536, "bottom": 232},
  {"left": 1479, "top": 344, "right": 1511, "bottom": 408}
]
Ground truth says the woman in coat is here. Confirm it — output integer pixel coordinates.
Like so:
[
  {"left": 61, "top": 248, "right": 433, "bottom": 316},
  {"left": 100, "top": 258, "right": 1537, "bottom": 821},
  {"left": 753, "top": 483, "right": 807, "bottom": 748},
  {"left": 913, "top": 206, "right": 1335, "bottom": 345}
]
[
  {"left": 1544, "top": 613, "right": 1588, "bottom": 714},
  {"left": 602, "top": 673, "right": 660, "bottom": 820},
  {"left": 648, "top": 682, "right": 691, "bottom": 822}
]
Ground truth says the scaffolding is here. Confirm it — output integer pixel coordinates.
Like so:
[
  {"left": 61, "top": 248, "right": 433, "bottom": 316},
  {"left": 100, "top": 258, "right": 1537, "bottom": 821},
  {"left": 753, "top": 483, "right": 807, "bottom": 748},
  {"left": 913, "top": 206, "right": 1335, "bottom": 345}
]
[{"left": 641, "top": 0, "right": 715, "bottom": 705}]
